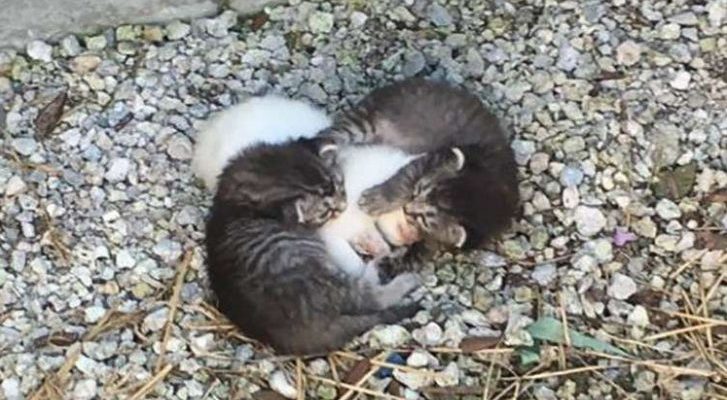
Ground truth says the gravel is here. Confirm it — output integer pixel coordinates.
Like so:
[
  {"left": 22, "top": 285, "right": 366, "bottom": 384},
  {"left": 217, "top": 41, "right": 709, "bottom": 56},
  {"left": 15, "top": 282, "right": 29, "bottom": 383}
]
[{"left": 2, "top": 1, "right": 726, "bottom": 398}]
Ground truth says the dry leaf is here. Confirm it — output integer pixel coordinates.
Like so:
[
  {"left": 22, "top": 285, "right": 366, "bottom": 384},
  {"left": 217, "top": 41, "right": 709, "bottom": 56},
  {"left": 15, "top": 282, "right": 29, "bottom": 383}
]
[
  {"left": 342, "top": 358, "right": 371, "bottom": 384},
  {"left": 249, "top": 12, "right": 269, "bottom": 31},
  {"left": 652, "top": 163, "right": 697, "bottom": 200},
  {"left": 704, "top": 189, "right": 727, "bottom": 204},
  {"left": 459, "top": 336, "right": 500, "bottom": 353},
  {"left": 696, "top": 231, "right": 727, "bottom": 250},
  {"left": 35, "top": 90, "right": 67, "bottom": 136},
  {"left": 252, "top": 390, "right": 286, "bottom": 400}
]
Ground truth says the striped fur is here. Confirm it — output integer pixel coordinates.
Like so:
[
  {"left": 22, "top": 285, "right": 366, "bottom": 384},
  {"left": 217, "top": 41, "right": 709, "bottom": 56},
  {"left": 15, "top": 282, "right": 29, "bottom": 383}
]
[{"left": 206, "top": 138, "right": 421, "bottom": 355}]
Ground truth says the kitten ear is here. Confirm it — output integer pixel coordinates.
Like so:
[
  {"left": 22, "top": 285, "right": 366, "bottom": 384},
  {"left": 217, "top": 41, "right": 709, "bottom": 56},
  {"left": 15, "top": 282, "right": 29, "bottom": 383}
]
[
  {"left": 451, "top": 147, "right": 465, "bottom": 170},
  {"left": 452, "top": 225, "right": 467, "bottom": 248},
  {"left": 318, "top": 143, "right": 338, "bottom": 157},
  {"left": 294, "top": 198, "right": 307, "bottom": 224}
]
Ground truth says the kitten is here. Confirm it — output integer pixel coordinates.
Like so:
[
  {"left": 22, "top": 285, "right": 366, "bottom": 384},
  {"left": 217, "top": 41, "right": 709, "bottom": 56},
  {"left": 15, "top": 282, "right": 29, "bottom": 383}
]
[
  {"left": 191, "top": 95, "right": 418, "bottom": 264},
  {"left": 206, "top": 137, "right": 421, "bottom": 355},
  {"left": 320, "top": 77, "right": 520, "bottom": 261}
]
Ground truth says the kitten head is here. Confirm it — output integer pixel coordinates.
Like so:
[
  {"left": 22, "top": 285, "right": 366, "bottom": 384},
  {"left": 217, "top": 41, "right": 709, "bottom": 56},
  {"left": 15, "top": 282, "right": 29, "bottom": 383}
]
[
  {"left": 216, "top": 136, "right": 347, "bottom": 227},
  {"left": 404, "top": 146, "right": 520, "bottom": 249},
  {"left": 402, "top": 148, "right": 468, "bottom": 249}
]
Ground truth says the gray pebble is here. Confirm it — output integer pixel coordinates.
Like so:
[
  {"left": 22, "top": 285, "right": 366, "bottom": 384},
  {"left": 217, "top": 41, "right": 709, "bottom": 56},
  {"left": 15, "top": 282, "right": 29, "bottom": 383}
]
[{"left": 11, "top": 137, "right": 38, "bottom": 156}]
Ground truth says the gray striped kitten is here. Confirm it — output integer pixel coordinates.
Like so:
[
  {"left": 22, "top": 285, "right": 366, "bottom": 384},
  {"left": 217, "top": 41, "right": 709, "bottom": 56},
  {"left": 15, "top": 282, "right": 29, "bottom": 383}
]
[
  {"left": 320, "top": 77, "right": 520, "bottom": 273},
  {"left": 205, "top": 136, "right": 421, "bottom": 355}
]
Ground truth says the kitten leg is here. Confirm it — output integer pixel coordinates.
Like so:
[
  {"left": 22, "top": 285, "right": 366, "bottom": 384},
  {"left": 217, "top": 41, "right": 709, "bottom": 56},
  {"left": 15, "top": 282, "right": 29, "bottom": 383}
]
[
  {"left": 370, "top": 272, "right": 422, "bottom": 309},
  {"left": 358, "top": 147, "right": 465, "bottom": 216}
]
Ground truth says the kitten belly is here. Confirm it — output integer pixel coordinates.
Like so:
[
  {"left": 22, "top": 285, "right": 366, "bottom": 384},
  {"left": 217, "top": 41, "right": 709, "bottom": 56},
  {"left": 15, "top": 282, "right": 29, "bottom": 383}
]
[{"left": 320, "top": 145, "right": 421, "bottom": 256}]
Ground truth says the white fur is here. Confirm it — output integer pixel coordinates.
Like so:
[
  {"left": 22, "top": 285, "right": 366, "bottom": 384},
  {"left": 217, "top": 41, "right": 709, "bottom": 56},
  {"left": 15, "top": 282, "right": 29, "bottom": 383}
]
[
  {"left": 191, "top": 95, "right": 332, "bottom": 192},
  {"left": 191, "top": 95, "right": 413, "bottom": 276}
]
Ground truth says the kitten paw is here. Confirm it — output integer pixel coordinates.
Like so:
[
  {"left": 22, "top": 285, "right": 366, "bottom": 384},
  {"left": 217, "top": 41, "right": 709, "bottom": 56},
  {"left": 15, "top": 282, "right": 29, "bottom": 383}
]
[
  {"left": 387, "top": 272, "right": 422, "bottom": 295},
  {"left": 358, "top": 187, "right": 395, "bottom": 215}
]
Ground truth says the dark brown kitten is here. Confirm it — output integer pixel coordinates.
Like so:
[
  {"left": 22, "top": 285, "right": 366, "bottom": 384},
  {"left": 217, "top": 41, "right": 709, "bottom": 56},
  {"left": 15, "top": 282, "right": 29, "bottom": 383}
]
[
  {"left": 321, "top": 77, "right": 520, "bottom": 263},
  {"left": 205, "top": 137, "right": 421, "bottom": 355}
]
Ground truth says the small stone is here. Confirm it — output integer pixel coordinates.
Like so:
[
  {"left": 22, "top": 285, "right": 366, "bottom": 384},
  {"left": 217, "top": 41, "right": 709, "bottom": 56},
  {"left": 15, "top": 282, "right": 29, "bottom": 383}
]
[
  {"left": 270, "top": 370, "right": 297, "bottom": 399},
  {"left": 655, "top": 198, "right": 682, "bottom": 220},
  {"left": 504, "top": 313, "right": 534, "bottom": 346},
  {"left": 616, "top": 40, "right": 641, "bottom": 66},
  {"left": 608, "top": 273, "right": 637, "bottom": 300},
  {"left": 412, "top": 322, "right": 443, "bottom": 346},
  {"left": 143, "top": 307, "right": 168, "bottom": 331},
  {"left": 511, "top": 140, "right": 536, "bottom": 165},
  {"left": 85, "top": 35, "right": 108, "bottom": 50},
  {"left": 205, "top": 10, "right": 237, "bottom": 37},
  {"left": 707, "top": 0, "right": 726, "bottom": 27},
  {"left": 634, "top": 371, "right": 656, "bottom": 392},
  {"left": 562, "top": 187, "right": 580, "bottom": 209},
  {"left": 72, "top": 379, "right": 97, "bottom": 400},
  {"left": 464, "top": 48, "right": 485, "bottom": 77},
  {"left": 434, "top": 362, "right": 460, "bottom": 387},
  {"left": 2, "top": 378, "right": 20, "bottom": 400},
  {"left": 659, "top": 23, "right": 681, "bottom": 40},
  {"left": 574, "top": 206, "right": 607, "bottom": 236},
  {"left": 562, "top": 136, "right": 585, "bottom": 153},
  {"left": 12, "top": 137, "right": 38, "bottom": 156},
  {"left": 627, "top": 305, "right": 649, "bottom": 327},
  {"left": 406, "top": 350, "right": 433, "bottom": 367},
  {"left": 428, "top": 3, "right": 453, "bottom": 27},
  {"left": 350, "top": 11, "right": 368, "bottom": 28},
  {"left": 634, "top": 217, "right": 657, "bottom": 238},
  {"left": 670, "top": 71, "right": 691, "bottom": 90},
  {"left": 131, "top": 282, "right": 154, "bottom": 299},
  {"left": 153, "top": 238, "right": 182, "bottom": 264},
  {"left": 371, "top": 325, "right": 411, "bottom": 347},
  {"left": 402, "top": 51, "right": 426, "bottom": 77},
  {"left": 532, "top": 264, "right": 557, "bottom": 286},
  {"left": 60, "top": 35, "right": 82, "bottom": 56},
  {"left": 70, "top": 55, "right": 102, "bottom": 74},
  {"left": 5, "top": 176, "right": 27, "bottom": 196},
  {"left": 167, "top": 136, "right": 193, "bottom": 160},
  {"left": 116, "top": 25, "right": 137, "bottom": 41},
  {"left": 105, "top": 158, "right": 131, "bottom": 182},
  {"left": 166, "top": 21, "right": 191, "bottom": 40},
  {"left": 556, "top": 43, "right": 580, "bottom": 71},
  {"left": 115, "top": 250, "right": 135, "bottom": 269},
  {"left": 529, "top": 152, "right": 550, "bottom": 174},
  {"left": 669, "top": 12, "right": 698, "bottom": 25},
  {"left": 394, "top": 369, "right": 434, "bottom": 390},
  {"left": 560, "top": 165, "right": 584, "bottom": 187},
  {"left": 27, "top": 40, "right": 53, "bottom": 62},
  {"left": 85, "top": 306, "right": 106, "bottom": 323},
  {"left": 534, "top": 385, "right": 558, "bottom": 400},
  {"left": 143, "top": 26, "right": 164, "bottom": 42},
  {"left": 191, "top": 333, "right": 215, "bottom": 355},
  {"left": 309, "top": 11, "right": 334, "bottom": 33}
]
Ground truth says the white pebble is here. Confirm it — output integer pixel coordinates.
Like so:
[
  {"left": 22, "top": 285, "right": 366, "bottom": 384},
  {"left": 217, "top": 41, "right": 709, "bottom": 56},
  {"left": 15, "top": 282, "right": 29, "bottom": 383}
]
[
  {"left": 670, "top": 71, "right": 691, "bottom": 90},
  {"left": 616, "top": 40, "right": 641, "bottom": 66},
  {"left": 27, "top": 40, "right": 53, "bottom": 62},
  {"left": 655, "top": 198, "right": 682, "bottom": 220},
  {"left": 269, "top": 370, "right": 297, "bottom": 399},
  {"left": 84, "top": 306, "right": 106, "bottom": 323},
  {"left": 574, "top": 206, "right": 606, "bottom": 236},
  {"left": 608, "top": 273, "right": 637, "bottom": 300},
  {"left": 627, "top": 305, "right": 650, "bottom": 327}
]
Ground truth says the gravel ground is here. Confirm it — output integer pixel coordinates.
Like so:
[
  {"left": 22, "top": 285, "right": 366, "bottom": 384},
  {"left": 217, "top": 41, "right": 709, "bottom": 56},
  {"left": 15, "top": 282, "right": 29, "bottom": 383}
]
[{"left": 1, "top": 1, "right": 727, "bottom": 399}]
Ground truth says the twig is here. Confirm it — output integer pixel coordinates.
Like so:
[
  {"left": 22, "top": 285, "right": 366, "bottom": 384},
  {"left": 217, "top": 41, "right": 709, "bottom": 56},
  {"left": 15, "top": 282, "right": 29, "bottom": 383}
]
[
  {"left": 648, "top": 309, "right": 727, "bottom": 326},
  {"left": 668, "top": 249, "right": 708, "bottom": 279},
  {"left": 155, "top": 250, "right": 193, "bottom": 372},
  {"left": 296, "top": 358, "right": 304, "bottom": 400},
  {"left": 129, "top": 364, "right": 174, "bottom": 400},
  {"left": 518, "top": 365, "right": 609, "bottom": 380},
  {"left": 338, "top": 352, "right": 387, "bottom": 400},
  {"left": 643, "top": 323, "right": 719, "bottom": 341},
  {"left": 306, "top": 375, "right": 405, "bottom": 400}
]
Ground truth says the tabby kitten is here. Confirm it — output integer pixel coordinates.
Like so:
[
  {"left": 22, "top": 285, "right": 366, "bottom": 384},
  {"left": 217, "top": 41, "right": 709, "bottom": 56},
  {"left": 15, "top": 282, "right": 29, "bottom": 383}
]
[
  {"left": 320, "top": 77, "right": 520, "bottom": 258},
  {"left": 205, "top": 136, "right": 421, "bottom": 355}
]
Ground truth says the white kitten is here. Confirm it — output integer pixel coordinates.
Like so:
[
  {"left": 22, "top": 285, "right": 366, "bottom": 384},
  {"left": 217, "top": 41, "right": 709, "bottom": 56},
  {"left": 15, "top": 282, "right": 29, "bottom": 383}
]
[{"left": 191, "top": 95, "right": 414, "bottom": 274}]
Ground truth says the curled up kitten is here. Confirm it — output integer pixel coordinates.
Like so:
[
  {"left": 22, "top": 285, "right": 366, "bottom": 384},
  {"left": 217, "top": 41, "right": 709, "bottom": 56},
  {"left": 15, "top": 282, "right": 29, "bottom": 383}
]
[
  {"left": 320, "top": 77, "right": 521, "bottom": 273},
  {"left": 204, "top": 135, "right": 422, "bottom": 355}
]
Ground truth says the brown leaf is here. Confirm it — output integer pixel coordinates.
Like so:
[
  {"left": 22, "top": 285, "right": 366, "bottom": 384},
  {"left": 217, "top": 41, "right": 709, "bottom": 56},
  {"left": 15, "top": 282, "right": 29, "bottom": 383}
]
[
  {"left": 459, "top": 336, "right": 500, "bottom": 353},
  {"left": 249, "top": 12, "right": 269, "bottom": 31},
  {"left": 342, "top": 358, "right": 372, "bottom": 384},
  {"left": 32, "top": 331, "right": 79, "bottom": 348},
  {"left": 35, "top": 90, "right": 67, "bottom": 136},
  {"left": 704, "top": 189, "right": 727, "bottom": 204},
  {"left": 652, "top": 163, "right": 697, "bottom": 201},
  {"left": 696, "top": 231, "right": 727, "bottom": 250},
  {"left": 630, "top": 288, "right": 663, "bottom": 309},
  {"left": 252, "top": 390, "right": 286, "bottom": 400}
]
